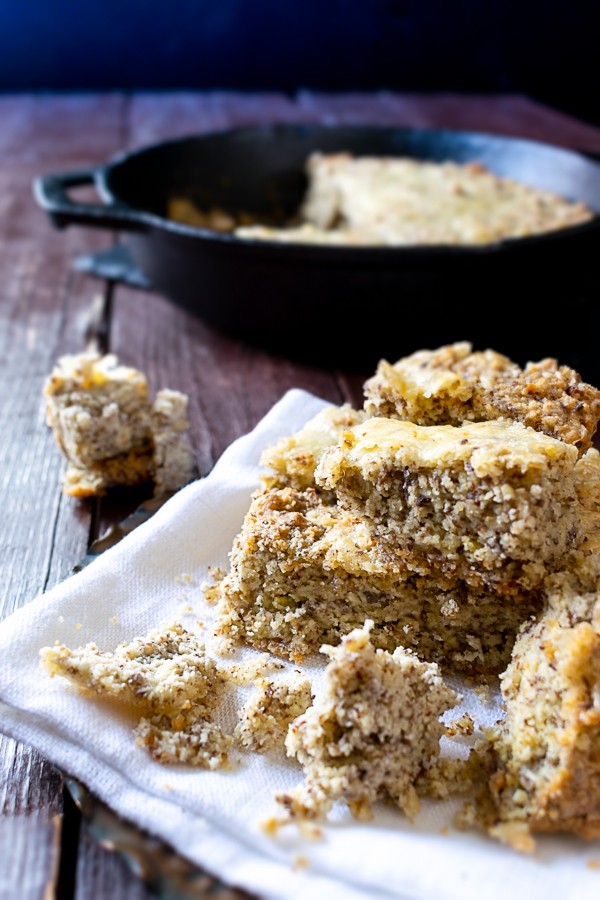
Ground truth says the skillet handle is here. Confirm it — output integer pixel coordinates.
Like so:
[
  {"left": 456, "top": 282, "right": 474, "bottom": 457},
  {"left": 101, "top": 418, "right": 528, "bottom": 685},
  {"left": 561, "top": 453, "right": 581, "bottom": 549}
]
[{"left": 32, "top": 168, "right": 149, "bottom": 232}]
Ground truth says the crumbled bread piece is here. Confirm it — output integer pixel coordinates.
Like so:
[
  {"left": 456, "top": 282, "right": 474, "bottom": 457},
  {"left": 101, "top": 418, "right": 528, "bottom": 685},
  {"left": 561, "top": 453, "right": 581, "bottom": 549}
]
[
  {"left": 260, "top": 404, "right": 367, "bottom": 493},
  {"left": 483, "top": 587, "right": 600, "bottom": 844},
  {"left": 43, "top": 352, "right": 196, "bottom": 497},
  {"left": 277, "top": 621, "right": 459, "bottom": 822},
  {"left": 214, "top": 486, "right": 544, "bottom": 675},
  {"left": 234, "top": 676, "right": 313, "bottom": 752},
  {"left": 136, "top": 718, "right": 232, "bottom": 769},
  {"left": 151, "top": 389, "right": 196, "bottom": 495},
  {"left": 41, "top": 622, "right": 232, "bottom": 769},
  {"left": 418, "top": 755, "right": 478, "bottom": 800},
  {"left": 363, "top": 342, "right": 600, "bottom": 456},
  {"left": 316, "top": 417, "right": 581, "bottom": 593}
]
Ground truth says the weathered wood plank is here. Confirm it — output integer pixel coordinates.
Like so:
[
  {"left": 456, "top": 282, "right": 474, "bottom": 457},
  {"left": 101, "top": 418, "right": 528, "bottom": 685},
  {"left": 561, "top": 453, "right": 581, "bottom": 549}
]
[
  {"left": 126, "top": 90, "right": 302, "bottom": 149},
  {"left": 0, "top": 92, "right": 126, "bottom": 899},
  {"left": 74, "top": 828, "right": 148, "bottom": 900},
  {"left": 296, "top": 90, "right": 600, "bottom": 151}
]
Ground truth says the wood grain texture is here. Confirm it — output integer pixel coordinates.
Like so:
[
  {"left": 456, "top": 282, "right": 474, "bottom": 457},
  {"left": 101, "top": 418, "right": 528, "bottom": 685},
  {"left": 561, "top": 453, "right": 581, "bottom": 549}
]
[
  {"left": 2, "top": 90, "right": 600, "bottom": 900},
  {"left": 0, "top": 92, "right": 126, "bottom": 899}
]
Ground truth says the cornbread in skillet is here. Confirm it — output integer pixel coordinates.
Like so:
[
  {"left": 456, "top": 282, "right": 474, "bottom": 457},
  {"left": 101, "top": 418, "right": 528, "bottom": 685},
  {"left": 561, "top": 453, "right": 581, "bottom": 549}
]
[
  {"left": 315, "top": 417, "right": 582, "bottom": 593},
  {"left": 277, "top": 620, "right": 459, "bottom": 822},
  {"left": 213, "top": 486, "right": 543, "bottom": 674},
  {"left": 259, "top": 403, "right": 368, "bottom": 494},
  {"left": 235, "top": 153, "right": 594, "bottom": 246},
  {"left": 364, "top": 341, "right": 600, "bottom": 456},
  {"left": 234, "top": 675, "right": 313, "bottom": 753},
  {"left": 43, "top": 352, "right": 196, "bottom": 497},
  {"left": 41, "top": 623, "right": 232, "bottom": 769}
]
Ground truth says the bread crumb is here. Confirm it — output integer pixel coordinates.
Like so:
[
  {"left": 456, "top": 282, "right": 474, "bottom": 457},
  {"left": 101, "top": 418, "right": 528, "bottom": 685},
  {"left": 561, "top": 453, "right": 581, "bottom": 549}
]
[
  {"left": 234, "top": 676, "right": 313, "bottom": 752},
  {"left": 445, "top": 713, "right": 475, "bottom": 737},
  {"left": 40, "top": 622, "right": 232, "bottom": 769}
]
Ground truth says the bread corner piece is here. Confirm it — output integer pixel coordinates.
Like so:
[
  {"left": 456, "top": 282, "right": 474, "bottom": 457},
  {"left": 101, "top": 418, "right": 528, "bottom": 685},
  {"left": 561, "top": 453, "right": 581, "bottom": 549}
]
[
  {"left": 276, "top": 619, "right": 459, "bottom": 822},
  {"left": 363, "top": 341, "right": 600, "bottom": 456},
  {"left": 43, "top": 352, "right": 196, "bottom": 497},
  {"left": 259, "top": 403, "right": 368, "bottom": 494},
  {"left": 316, "top": 416, "right": 582, "bottom": 593},
  {"left": 481, "top": 584, "right": 600, "bottom": 849}
]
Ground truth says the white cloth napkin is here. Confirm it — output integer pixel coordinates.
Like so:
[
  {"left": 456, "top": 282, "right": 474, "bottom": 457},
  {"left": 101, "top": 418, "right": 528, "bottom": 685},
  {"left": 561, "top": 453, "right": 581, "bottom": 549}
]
[{"left": 0, "top": 388, "right": 598, "bottom": 900}]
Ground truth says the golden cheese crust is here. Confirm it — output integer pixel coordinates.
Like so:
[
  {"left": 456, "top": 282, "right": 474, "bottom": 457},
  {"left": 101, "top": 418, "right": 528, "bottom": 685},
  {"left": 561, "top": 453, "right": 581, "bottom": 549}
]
[{"left": 364, "top": 342, "right": 600, "bottom": 456}]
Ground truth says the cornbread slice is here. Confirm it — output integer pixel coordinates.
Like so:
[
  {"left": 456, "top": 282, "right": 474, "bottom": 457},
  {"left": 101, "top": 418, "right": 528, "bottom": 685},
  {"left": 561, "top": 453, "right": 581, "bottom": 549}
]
[
  {"left": 41, "top": 623, "right": 232, "bottom": 769},
  {"left": 234, "top": 675, "right": 313, "bottom": 753},
  {"left": 484, "top": 587, "right": 600, "bottom": 845},
  {"left": 214, "top": 487, "right": 543, "bottom": 674},
  {"left": 44, "top": 352, "right": 196, "bottom": 497},
  {"left": 316, "top": 417, "right": 582, "bottom": 593},
  {"left": 363, "top": 341, "right": 600, "bottom": 456},
  {"left": 259, "top": 403, "right": 368, "bottom": 493},
  {"left": 236, "top": 154, "right": 594, "bottom": 246},
  {"left": 277, "top": 620, "right": 459, "bottom": 822}
]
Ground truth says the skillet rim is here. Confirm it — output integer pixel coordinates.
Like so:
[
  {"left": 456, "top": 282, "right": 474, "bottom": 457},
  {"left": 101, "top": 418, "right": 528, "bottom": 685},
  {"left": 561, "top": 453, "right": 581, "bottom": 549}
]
[{"left": 94, "top": 121, "right": 600, "bottom": 258}]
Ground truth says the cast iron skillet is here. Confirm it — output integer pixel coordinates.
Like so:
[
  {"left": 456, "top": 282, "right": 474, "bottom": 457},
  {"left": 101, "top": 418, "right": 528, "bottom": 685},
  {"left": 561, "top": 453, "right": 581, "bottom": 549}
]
[{"left": 33, "top": 123, "right": 600, "bottom": 380}]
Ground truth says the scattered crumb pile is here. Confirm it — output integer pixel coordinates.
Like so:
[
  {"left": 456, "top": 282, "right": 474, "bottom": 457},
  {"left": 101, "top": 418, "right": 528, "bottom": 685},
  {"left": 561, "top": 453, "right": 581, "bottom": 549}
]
[
  {"left": 235, "top": 675, "right": 313, "bottom": 753},
  {"left": 41, "top": 622, "right": 233, "bottom": 769},
  {"left": 43, "top": 351, "right": 196, "bottom": 497}
]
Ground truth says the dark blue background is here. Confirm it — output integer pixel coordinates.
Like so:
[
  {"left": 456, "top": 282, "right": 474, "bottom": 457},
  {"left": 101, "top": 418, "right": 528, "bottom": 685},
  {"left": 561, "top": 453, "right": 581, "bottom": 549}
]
[{"left": 0, "top": 0, "right": 597, "bottom": 123}]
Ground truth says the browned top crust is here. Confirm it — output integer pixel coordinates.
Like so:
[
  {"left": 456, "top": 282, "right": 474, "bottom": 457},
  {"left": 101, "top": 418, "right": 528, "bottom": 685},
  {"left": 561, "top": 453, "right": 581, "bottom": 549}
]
[{"left": 363, "top": 342, "right": 600, "bottom": 455}]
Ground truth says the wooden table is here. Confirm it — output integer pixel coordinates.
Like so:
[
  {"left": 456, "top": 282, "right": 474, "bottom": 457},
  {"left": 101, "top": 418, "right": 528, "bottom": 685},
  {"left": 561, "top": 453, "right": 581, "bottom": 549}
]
[{"left": 2, "top": 90, "right": 600, "bottom": 899}]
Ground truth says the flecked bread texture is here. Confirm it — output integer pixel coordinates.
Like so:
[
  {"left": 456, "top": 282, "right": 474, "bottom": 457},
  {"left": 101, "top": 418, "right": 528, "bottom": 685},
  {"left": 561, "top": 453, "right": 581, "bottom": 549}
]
[
  {"left": 259, "top": 403, "right": 368, "bottom": 494},
  {"left": 485, "top": 587, "right": 600, "bottom": 843},
  {"left": 315, "top": 417, "right": 582, "bottom": 593},
  {"left": 213, "top": 486, "right": 544, "bottom": 674},
  {"left": 41, "top": 623, "right": 232, "bottom": 769}
]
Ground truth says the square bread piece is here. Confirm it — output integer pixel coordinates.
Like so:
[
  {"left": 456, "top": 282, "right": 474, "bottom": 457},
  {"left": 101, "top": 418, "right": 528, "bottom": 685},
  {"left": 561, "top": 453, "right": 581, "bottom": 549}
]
[
  {"left": 485, "top": 586, "right": 600, "bottom": 844},
  {"left": 315, "top": 417, "right": 582, "bottom": 593},
  {"left": 214, "top": 486, "right": 543, "bottom": 675},
  {"left": 363, "top": 341, "right": 600, "bottom": 456},
  {"left": 278, "top": 620, "right": 459, "bottom": 822},
  {"left": 44, "top": 352, "right": 195, "bottom": 497}
]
